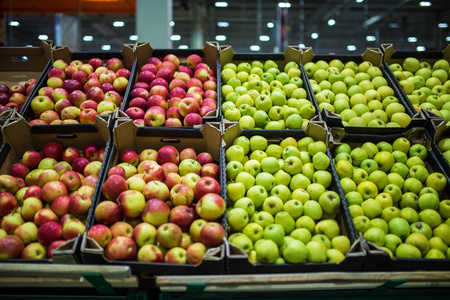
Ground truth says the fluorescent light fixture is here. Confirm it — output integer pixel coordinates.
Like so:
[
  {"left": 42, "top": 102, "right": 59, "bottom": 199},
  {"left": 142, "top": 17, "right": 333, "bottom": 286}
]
[
  {"left": 417, "top": 46, "right": 426, "bottom": 51},
  {"left": 113, "top": 21, "right": 124, "bottom": 27},
  {"left": 447, "top": 36, "right": 450, "bottom": 42},
  {"left": 389, "top": 23, "right": 399, "bottom": 28},
  {"left": 366, "top": 35, "right": 376, "bottom": 41},
  {"left": 419, "top": 1, "right": 431, "bottom": 6},
  {"left": 298, "top": 43, "right": 305, "bottom": 48},
  {"left": 267, "top": 22, "right": 274, "bottom": 28},
  {"left": 102, "top": 45, "right": 111, "bottom": 51},
  {"left": 215, "top": 1, "right": 228, "bottom": 7},
  {"left": 250, "top": 45, "right": 260, "bottom": 51},
  {"left": 438, "top": 23, "right": 448, "bottom": 28},
  {"left": 170, "top": 35, "right": 181, "bottom": 41},
  {"left": 129, "top": 35, "right": 138, "bottom": 41},
  {"left": 356, "top": 0, "right": 364, "bottom": 3},
  {"left": 311, "top": 32, "right": 319, "bottom": 39},
  {"left": 347, "top": 45, "right": 357, "bottom": 51},
  {"left": 408, "top": 37, "right": 417, "bottom": 42},
  {"left": 25, "top": 45, "right": 33, "bottom": 47},
  {"left": 178, "top": 45, "right": 189, "bottom": 49},
  {"left": 278, "top": 2, "right": 291, "bottom": 8},
  {"left": 169, "top": 21, "right": 175, "bottom": 27},
  {"left": 259, "top": 35, "right": 270, "bottom": 41},
  {"left": 217, "top": 22, "right": 229, "bottom": 27},
  {"left": 328, "top": 19, "right": 336, "bottom": 26},
  {"left": 215, "top": 35, "right": 226, "bottom": 41},
  {"left": 83, "top": 35, "right": 93, "bottom": 42},
  {"left": 22, "top": 56, "right": 28, "bottom": 61},
  {"left": 38, "top": 35, "right": 48, "bottom": 40},
  {"left": 9, "top": 21, "right": 19, "bottom": 26}
]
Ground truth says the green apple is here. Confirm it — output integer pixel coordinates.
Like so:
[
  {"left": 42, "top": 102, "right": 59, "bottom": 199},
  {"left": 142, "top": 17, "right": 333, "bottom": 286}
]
[
  {"left": 409, "top": 144, "right": 428, "bottom": 160},
  {"left": 318, "top": 191, "right": 340, "bottom": 215},
  {"left": 283, "top": 238, "right": 308, "bottom": 263},
  {"left": 255, "top": 239, "right": 279, "bottom": 263},
  {"left": 340, "top": 177, "right": 357, "bottom": 195},
  {"left": 226, "top": 145, "right": 245, "bottom": 163},
  {"left": 350, "top": 148, "right": 368, "bottom": 167},
  {"left": 312, "top": 170, "right": 332, "bottom": 189},
  {"left": 349, "top": 205, "right": 365, "bottom": 218},
  {"left": 410, "top": 221, "right": 432, "bottom": 239},
  {"left": 360, "top": 159, "right": 378, "bottom": 175},
  {"left": 429, "top": 236, "right": 448, "bottom": 254},
  {"left": 352, "top": 168, "right": 368, "bottom": 185},
  {"left": 384, "top": 233, "right": 402, "bottom": 254},
  {"left": 243, "top": 159, "right": 261, "bottom": 177},
  {"left": 273, "top": 169, "right": 291, "bottom": 186},
  {"left": 403, "top": 177, "right": 423, "bottom": 195},
  {"left": 230, "top": 233, "right": 253, "bottom": 254},
  {"left": 357, "top": 181, "right": 378, "bottom": 200},
  {"left": 263, "top": 223, "right": 285, "bottom": 247},
  {"left": 426, "top": 172, "right": 447, "bottom": 193},
  {"left": 274, "top": 211, "right": 296, "bottom": 234},
  {"left": 235, "top": 172, "right": 256, "bottom": 192},
  {"left": 306, "top": 183, "right": 326, "bottom": 201},
  {"left": 368, "top": 170, "right": 389, "bottom": 191},
  {"left": 432, "top": 223, "right": 450, "bottom": 246},
  {"left": 296, "top": 215, "right": 316, "bottom": 234},
  {"left": 242, "top": 222, "right": 264, "bottom": 243},
  {"left": 361, "top": 198, "right": 383, "bottom": 219},
  {"left": 262, "top": 196, "right": 284, "bottom": 216},
  {"left": 246, "top": 185, "right": 268, "bottom": 208},
  {"left": 388, "top": 217, "right": 411, "bottom": 240},
  {"left": 291, "top": 188, "right": 310, "bottom": 204},
  {"left": 226, "top": 161, "right": 244, "bottom": 181},
  {"left": 270, "top": 185, "right": 291, "bottom": 203},
  {"left": 381, "top": 206, "right": 401, "bottom": 223},
  {"left": 400, "top": 207, "right": 419, "bottom": 224},
  {"left": 315, "top": 219, "right": 340, "bottom": 239},
  {"left": 283, "top": 199, "right": 303, "bottom": 219},
  {"left": 374, "top": 192, "right": 393, "bottom": 209},
  {"left": 234, "top": 197, "right": 256, "bottom": 217},
  {"left": 396, "top": 243, "right": 421, "bottom": 258},
  {"left": 346, "top": 191, "right": 364, "bottom": 206},
  {"left": 425, "top": 248, "right": 446, "bottom": 259},
  {"left": 227, "top": 208, "right": 250, "bottom": 231},
  {"left": 306, "top": 240, "right": 327, "bottom": 262},
  {"left": 303, "top": 200, "right": 323, "bottom": 221},
  {"left": 251, "top": 211, "right": 274, "bottom": 228},
  {"left": 383, "top": 184, "right": 402, "bottom": 204},
  {"left": 226, "top": 181, "right": 246, "bottom": 202},
  {"left": 373, "top": 151, "right": 395, "bottom": 173},
  {"left": 364, "top": 227, "right": 386, "bottom": 247},
  {"left": 290, "top": 228, "right": 312, "bottom": 244}
]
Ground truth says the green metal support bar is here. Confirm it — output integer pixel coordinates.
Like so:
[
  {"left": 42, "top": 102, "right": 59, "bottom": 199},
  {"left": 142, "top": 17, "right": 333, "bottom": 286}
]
[
  {"left": 369, "top": 279, "right": 408, "bottom": 294},
  {"left": 82, "top": 273, "right": 116, "bottom": 295},
  {"left": 185, "top": 283, "right": 206, "bottom": 295}
]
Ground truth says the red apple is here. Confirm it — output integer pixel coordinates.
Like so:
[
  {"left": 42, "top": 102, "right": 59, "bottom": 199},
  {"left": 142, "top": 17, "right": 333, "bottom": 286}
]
[
  {"left": 119, "top": 150, "right": 139, "bottom": 167},
  {"left": 9, "top": 163, "right": 29, "bottom": 179},
  {"left": 128, "top": 97, "right": 147, "bottom": 111},
  {"left": 147, "top": 95, "right": 167, "bottom": 109},
  {"left": 94, "top": 200, "right": 122, "bottom": 226},
  {"left": 186, "top": 54, "right": 202, "bottom": 69},
  {"left": 180, "top": 148, "right": 197, "bottom": 161},
  {"left": 64, "top": 65, "right": 78, "bottom": 78},
  {"left": 183, "top": 113, "right": 202, "bottom": 126},
  {"left": 125, "top": 107, "right": 145, "bottom": 120},
  {"left": 170, "top": 183, "right": 194, "bottom": 206},
  {"left": 37, "top": 221, "right": 62, "bottom": 246},
  {"left": 105, "top": 236, "right": 137, "bottom": 261},
  {"left": 61, "top": 79, "right": 83, "bottom": 94},
  {"left": 162, "top": 162, "right": 178, "bottom": 174},
  {"left": 72, "top": 157, "right": 89, "bottom": 174},
  {"left": 86, "top": 86, "right": 104, "bottom": 103},
  {"left": 110, "top": 221, "right": 133, "bottom": 238},
  {"left": 79, "top": 108, "right": 98, "bottom": 123},
  {"left": 196, "top": 193, "right": 225, "bottom": 221},
  {"left": 87, "top": 224, "right": 112, "bottom": 248},
  {"left": 196, "top": 152, "right": 214, "bottom": 166},
  {"left": 79, "top": 63, "right": 94, "bottom": 75},
  {"left": 169, "top": 204, "right": 196, "bottom": 232},
  {"left": 100, "top": 82, "right": 115, "bottom": 94},
  {"left": 105, "top": 58, "right": 123, "bottom": 72},
  {"left": 156, "top": 222, "right": 183, "bottom": 248},
  {"left": 82, "top": 174, "right": 98, "bottom": 188},
  {"left": 43, "top": 142, "right": 64, "bottom": 161},
  {"left": 178, "top": 97, "right": 200, "bottom": 117},
  {"left": 23, "top": 185, "right": 42, "bottom": 200},
  {"left": 47, "top": 240, "right": 66, "bottom": 258},
  {"left": 142, "top": 180, "right": 170, "bottom": 202},
  {"left": 0, "top": 235, "right": 24, "bottom": 259},
  {"left": 150, "top": 78, "right": 169, "bottom": 90},
  {"left": 82, "top": 144, "right": 100, "bottom": 162},
  {"left": 51, "top": 195, "right": 71, "bottom": 217},
  {"left": 194, "top": 177, "right": 221, "bottom": 200},
  {"left": 88, "top": 58, "right": 103, "bottom": 70},
  {"left": 141, "top": 198, "right": 170, "bottom": 227},
  {"left": 150, "top": 85, "right": 169, "bottom": 100},
  {"left": 60, "top": 170, "right": 82, "bottom": 192},
  {"left": 80, "top": 99, "right": 98, "bottom": 111},
  {"left": 0, "top": 192, "right": 18, "bottom": 217},
  {"left": 201, "top": 163, "right": 220, "bottom": 181},
  {"left": 200, "top": 222, "right": 225, "bottom": 247},
  {"left": 165, "top": 173, "right": 182, "bottom": 190},
  {"left": 130, "top": 88, "right": 150, "bottom": 100},
  {"left": 101, "top": 174, "right": 128, "bottom": 201},
  {"left": 41, "top": 181, "right": 68, "bottom": 204},
  {"left": 186, "top": 242, "right": 207, "bottom": 265}
]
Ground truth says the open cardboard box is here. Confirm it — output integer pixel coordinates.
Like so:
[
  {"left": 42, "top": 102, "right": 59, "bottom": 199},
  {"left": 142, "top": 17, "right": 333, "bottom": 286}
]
[
  {"left": 80, "top": 119, "right": 226, "bottom": 275},
  {"left": 223, "top": 121, "right": 366, "bottom": 274},
  {"left": 0, "top": 41, "right": 53, "bottom": 115},
  {"left": 125, "top": 41, "right": 220, "bottom": 127},
  {"left": 428, "top": 118, "right": 450, "bottom": 182},
  {"left": 381, "top": 44, "right": 450, "bottom": 124},
  {"left": 20, "top": 44, "right": 136, "bottom": 134},
  {"left": 219, "top": 45, "right": 320, "bottom": 133},
  {"left": 329, "top": 127, "right": 450, "bottom": 271},
  {"left": 0, "top": 113, "right": 112, "bottom": 264},
  {"left": 301, "top": 47, "right": 426, "bottom": 134}
]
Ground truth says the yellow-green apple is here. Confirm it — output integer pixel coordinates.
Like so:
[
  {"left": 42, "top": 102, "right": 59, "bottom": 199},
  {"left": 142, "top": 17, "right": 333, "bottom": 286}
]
[
  {"left": 170, "top": 183, "right": 194, "bottom": 206},
  {"left": 137, "top": 244, "right": 164, "bottom": 263},
  {"left": 50, "top": 195, "right": 70, "bottom": 218},
  {"left": 142, "top": 198, "right": 170, "bottom": 227},
  {"left": 68, "top": 193, "right": 91, "bottom": 218},
  {"left": 62, "top": 219, "right": 85, "bottom": 240},
  {"left": 20, "top": 197, "right": 43, "bottom": 221},
  {"left": 131, "top": 222, "right": 157, "bottom": 248},
  {"left": 14, "top": 222, "right": 38, "bottom": 245},
  {"left": 363, "top": 227, "right": 386, "bottom": 247},
  {"left": 318, "top": 191, "right": 340, "bottom": 215},
  {"left": 164, "top": 247, "right": 187, "bottom": 264},
  {"left": 306, "top": 240, "right": 327, "bottom": 262},
  {"left": 116, "top": 190, "right": 146, "bottom": 219},
  {"left": 178, "top": 159, "right": 201, "bottom": 176},
  {"left": 196, "top": 193, "right": 225, "bottom": 221},
  {"left": 142, "top": 181, "right": 169, "bottom": 202},
  {"left": 0, "top": 235, "right": 24, "bottom": 259},
  {"left": 156, "top": 222, "right": 183, "bottom": 248},
  {"left": 21, "top": 242, "right": 46, "bottom": 259},
  {"left": 110, "top": 221, "right": 133, "bottom": 238}
]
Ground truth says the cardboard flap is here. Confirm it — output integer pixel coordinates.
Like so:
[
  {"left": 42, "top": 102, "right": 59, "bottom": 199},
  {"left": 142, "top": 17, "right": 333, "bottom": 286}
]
[
  {"left": 381, "top": 43, "right": 394, "bottom": 60},
  {"left": 51, "top": 237, "right": 79, "bottom": 264},
  {"left": 0, "top": 40, "right": 53, "bottom": 71},
  {"left": 361, "top": 48, "right": 383, "bottom": 67},
  {"left": 431, "top": 118, "right": 449, "bottom": 144},
  {"left": 81, "top": 234, "right": 108, "bottom": 255},
  {"left": 218, "top": 45, "right": 236, "bottom": 66},
  {"left": 300, "top": 47, "right": 314, "bottom": 64},
  {"left": 135, "top": 42, "right": 153, "bottom": 69}
]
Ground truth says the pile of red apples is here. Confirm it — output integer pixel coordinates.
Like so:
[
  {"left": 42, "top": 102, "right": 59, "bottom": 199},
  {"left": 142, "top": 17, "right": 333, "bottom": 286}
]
[
  {"left": 0, "top": 141, "right": 105, "bottom": 259},
  {"left": 29, "top": 57, "right": 130, "bottom": 125},
  {"left": 0, "top": 79, "right": 37, "bottom": 114},
  {"left": 88, "top": 146, "right": 225, "bottom": 264},
  {"left": 125, "top": 54, "right": 218, "bottom": 127}
]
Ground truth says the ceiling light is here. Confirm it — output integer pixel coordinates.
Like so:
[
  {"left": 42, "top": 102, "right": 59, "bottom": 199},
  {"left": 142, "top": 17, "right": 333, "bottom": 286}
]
[
  {"left": 446, "top": 36, "right": 450, "bottom": 42},
  {"left": 356, "top": 0, "right": 364, "bottom": 3},
  {"left": 417, "top": 46, "right": 426, "bottom": 51},
  {"left": 408, "top": 37, "right": 417, "bottom": 42},
  {"left": 347, "top": 45, "right": 356, "bottom": 51},
  {"left": 179, "top": 45, "right": 189, "bottom": 49},
  {"left": 129, "top": 35, "right": 138, "bottom": 41},
  {"left": 438, "top": 23, "right": 448, "bottom": 28},
  {"left": 21, "top": 56, "right": 28, "bottom": 61},
  {"left": 327, "top": 19, "right": 336, "bottom": 26},
  {"left": 215, "top": 35, "right": 227, "bottom": 41},
  {"left": 38, "top": 35, "right": 48, "bottom": 40},
  {"left": 102, "top": 45, "right": 111, "bottom": 51},
  {"left": 113, "top": 21, "right": 124, "bottom": 27},
  {"left": 419, "top": 1, "right": 431, "bottom": 6},
  {"left": 170, "top": 35, "right": 181, "bottom": 41},
  {"left": 259, "top": 35, "right": 270, "bottom": 41},
  {"left": 267, "top": 22, "right": 274, "bottom": 28},
  {"left": 215, "top": 2, "right": 228, "bottom": 7},
  {"left": 389, "top": 23, "right": 399, "bottom": 28},
  {"left": 250, "top": 45, "right": 260, "bottom": 51},
  {"left": 298, "top": 43, "right": 305, "bottom": 48},
  {"left": 278, "top": 2, "right": 291, "bottom": 8},
  {"left": 311, "top": 32, "right": 319, "bottom": 39},
  {"left": 83, "top": 35, "right": 93, "bottom": 42},
  {"left": 366, "top": 35, "right": 376, "bottom": 42},
  {"left": 9, "top": 21, "right": 19, "bottom": 26},
  {"left": 217, "top": 22, "right": 229, "bottom": 27},
  {"left": 169, "top": 21, "right": 175, "bottom": 27},
  {"left": 25, "top": 45, "right": 33, "bottom": 47}
]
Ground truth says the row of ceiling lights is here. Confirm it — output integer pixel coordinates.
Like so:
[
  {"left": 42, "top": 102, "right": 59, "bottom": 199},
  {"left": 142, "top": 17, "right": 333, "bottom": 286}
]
[{"left": 7, "top": 0, "right": 448, "bottom": 52}]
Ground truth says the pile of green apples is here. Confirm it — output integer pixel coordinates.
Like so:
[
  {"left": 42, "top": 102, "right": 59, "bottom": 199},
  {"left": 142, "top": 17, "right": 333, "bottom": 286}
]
[
  {"left": 389, "top": 58, "right": 450, "bottom": 123},
  {"left": 224, "top": 135, "right": 351, "bottom": 264},
  {"left": 304, "top": 59, "right": 411, "bottom": 127},
  {"left": 220, "top": 60, "right": 316, "bottom": 130},
  {"left": 333, "top": 137, "right": 450, "bottom": 259}
]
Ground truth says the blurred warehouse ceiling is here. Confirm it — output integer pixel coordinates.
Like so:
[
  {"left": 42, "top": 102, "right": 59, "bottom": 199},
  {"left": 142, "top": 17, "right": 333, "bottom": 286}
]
[{"left": 1, "top": 0, "right": 449, "bottom": 54}]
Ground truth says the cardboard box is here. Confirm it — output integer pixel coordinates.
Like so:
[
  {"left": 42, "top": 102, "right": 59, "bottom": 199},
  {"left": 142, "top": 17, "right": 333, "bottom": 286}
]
[
  {"left": 0, "top": 41, "right": 53, "bottom": 115},
  {"left": 80, "top": 120, "right": 226, "bottom": 275},
  {"left": 301, "top": 47, "right": 426, "bottom": 134},
  {"left": 125, "top": 41, "right": 220, "bottom": 124},
  {"left": 381, "top": 44, "right": 450, "bottom": 124},
  {"left": 219, "top": 45, "right": 319, "bottom": 132},
  {"left": 428, "top": 118, "right": 450, "bottom": 180},
  {"left": 223, "top": 122, "right": 365, "bottom": 273},
  {"left": 329, "top": 128, "right": 450, "bottom": 271},
  {"left": 0, "top": 114, "right": 112, "bottom": 264},
  {"left": 20, "top": 44, "right": 136, "bottom": 133}
]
